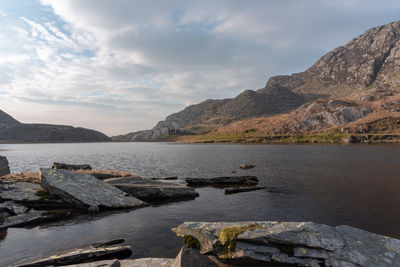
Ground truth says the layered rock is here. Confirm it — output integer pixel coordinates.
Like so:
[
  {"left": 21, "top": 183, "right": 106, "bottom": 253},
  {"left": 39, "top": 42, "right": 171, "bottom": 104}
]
[{"left": 173, "top": 221, "right": 400, "bottom": 267}]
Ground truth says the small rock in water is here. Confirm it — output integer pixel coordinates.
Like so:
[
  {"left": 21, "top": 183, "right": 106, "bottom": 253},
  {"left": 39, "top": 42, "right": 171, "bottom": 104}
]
[
  {"left": 185, "top": 176, "right": 258, "bottom": 187},
  {"left": 239, "top": 164, "right": 256, "bottom": 169},
  {"left": 88, "top": 205, "right": 99, "bottom": 215}
]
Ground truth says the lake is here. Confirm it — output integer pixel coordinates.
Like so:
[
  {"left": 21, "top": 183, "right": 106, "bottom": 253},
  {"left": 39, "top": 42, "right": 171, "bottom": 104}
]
[{"left": 1, "top": 142, "right": 400, "bottom": 265}]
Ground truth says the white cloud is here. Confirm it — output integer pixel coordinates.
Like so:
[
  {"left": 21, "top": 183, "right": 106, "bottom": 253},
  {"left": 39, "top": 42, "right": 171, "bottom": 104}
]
[{"left": 0, "top": 0, "right": 399, "bottom": 135}]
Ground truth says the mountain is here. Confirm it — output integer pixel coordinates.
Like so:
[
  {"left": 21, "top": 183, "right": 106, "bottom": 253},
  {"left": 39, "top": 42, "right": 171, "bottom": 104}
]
[
  {"left": 0, "top": 110, "right": 109, "bottom": 143},
  {"left": 114, "top": 20, "right": 400, "bottom": 142}
]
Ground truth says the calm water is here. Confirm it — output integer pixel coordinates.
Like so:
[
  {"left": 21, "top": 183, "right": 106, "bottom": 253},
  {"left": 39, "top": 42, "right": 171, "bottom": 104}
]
[{"left": 1, "top": 143, "right": 400, "bottom": 265}]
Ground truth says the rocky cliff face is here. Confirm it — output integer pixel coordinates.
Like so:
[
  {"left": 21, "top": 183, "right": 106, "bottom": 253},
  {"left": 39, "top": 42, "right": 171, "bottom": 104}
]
[
  {"left": 265, "top": 20, "right": 400, "bottom": 96},
  {"left": 116, "top": 20, "right": 400, "bottom": 141},
  {"left": 0, "top": 109, "right": 109, "bottom": 142}
]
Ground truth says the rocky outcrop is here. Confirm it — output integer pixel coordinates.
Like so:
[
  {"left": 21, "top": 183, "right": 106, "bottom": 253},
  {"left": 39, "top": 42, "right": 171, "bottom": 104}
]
[
  {"left": 104, "top": 177, "right": 199, "bottom": 203},
  {"left": 274, "top": 99, "right": 372, "bottom": 134},
  {"left": 40, "top": 168, "right": 147, "bottom": 210},
  {"left": 0, "top": 156, "right": 10, "bottom": 177},
  {"left": 173, "top": 221, "right": 400, "bottom": 267}
]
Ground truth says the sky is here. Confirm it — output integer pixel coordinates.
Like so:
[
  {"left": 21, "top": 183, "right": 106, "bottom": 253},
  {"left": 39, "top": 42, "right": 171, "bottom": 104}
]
[{"left": 0, "top": 0, "right": 399, "bottom": 136}]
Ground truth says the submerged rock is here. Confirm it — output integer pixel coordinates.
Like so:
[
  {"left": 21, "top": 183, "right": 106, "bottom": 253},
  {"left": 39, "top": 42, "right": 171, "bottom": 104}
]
[
  {"left": 224, "top": 186, "right": 265, "bottom": 195},
  {"left": 0, "top": 156, "right": 10, "bottom": 177},
  {"left": 173, "top": 221, "right": 400, "bottom": 267},
  {"left": 52, "top": 162, "right": 92, "bottom": 170},
  {"left": 185, "top": 176, "right": 258, "bottom": 187},
  {"left": 40, "top": 168, "right": 147, "bottom": 210},
  {"left": 105, "top": 177, "right": 199, "bottom": 203}
]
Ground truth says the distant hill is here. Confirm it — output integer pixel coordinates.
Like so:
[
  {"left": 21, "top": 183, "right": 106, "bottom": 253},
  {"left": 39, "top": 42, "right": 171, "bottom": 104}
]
[
  {"left": 113, "top": 20, "right": 400, "bottom": 142},
  {"left": 0, "top": 110, "right": 109, "bottom": 143}
]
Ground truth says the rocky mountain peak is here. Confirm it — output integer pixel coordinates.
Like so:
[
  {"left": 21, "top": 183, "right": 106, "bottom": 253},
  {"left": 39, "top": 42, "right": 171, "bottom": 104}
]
[{"left": 307, "top": 20, "right": 400, "bottom": 89}]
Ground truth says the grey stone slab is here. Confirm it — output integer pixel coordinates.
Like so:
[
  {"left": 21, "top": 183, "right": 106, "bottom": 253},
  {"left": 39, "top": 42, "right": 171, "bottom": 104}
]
[{"left": 40, "top": 168, "right": 147, "bottom": 210}]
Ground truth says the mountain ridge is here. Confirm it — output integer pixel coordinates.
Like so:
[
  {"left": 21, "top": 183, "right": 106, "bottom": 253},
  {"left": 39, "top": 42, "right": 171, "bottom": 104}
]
[
  {"left": 0, "top": 110, "right": 110, "bottom": 143},
  {"left": 113, "top": 20, "right": 400, "bottom": 142}
]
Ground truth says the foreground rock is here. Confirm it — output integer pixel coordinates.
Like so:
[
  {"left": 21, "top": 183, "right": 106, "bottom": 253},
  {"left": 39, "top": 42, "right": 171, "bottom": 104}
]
[
  {"left": 173, "top": 221, "right": 400, "bottom": 267},
  {"left": 16, "top": 243, "right": 132, "bottom": 267},
  {"left": 185, "top": 176, "right": 258, "bottom": 187},
  {"left": 105, "top": 177, "right": 199, "bottom": 203},
  {"left": 0, "top": 156, "right": 10, "bottom": 176},
  {"left": 52, "top": 162, "right": 92, "bottom": 170},
  {"left": 40, "top": 168, "right": 147, "bottom": 210},
  {"left": 224, "top": 186, "right": 265, "bottom": 195}
]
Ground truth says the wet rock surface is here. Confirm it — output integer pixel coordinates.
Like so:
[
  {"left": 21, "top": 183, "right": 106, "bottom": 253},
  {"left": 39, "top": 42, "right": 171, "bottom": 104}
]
[
  {"left": 105, "top": 177, "right": 199, "bottom": 203},
  {"left": 40, "top": 168, "right": 147, "bottom": 210},
  {"left": 173, "top": 221, "right": 400, "bottom": 267},
  {"left": 185, "top": 176, "right": 258, "bottom": 187}
]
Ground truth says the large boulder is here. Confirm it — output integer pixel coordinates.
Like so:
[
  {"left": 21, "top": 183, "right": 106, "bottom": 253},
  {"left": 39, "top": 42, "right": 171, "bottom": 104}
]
[
  {"left": 0, "top": 156, "right": 10, "bottom": 176},
  {"left": 40, "top": 168, "right": 147, "bottom": 210},
  {"left": 173, "top": 221, "right": 400, "bottom": 267}
]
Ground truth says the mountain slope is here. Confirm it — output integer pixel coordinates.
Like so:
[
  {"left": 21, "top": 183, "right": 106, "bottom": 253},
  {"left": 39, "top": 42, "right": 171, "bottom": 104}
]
[
  {"left": 114, "top": 20, "right": 400, "bottom": 142},
  {"left": 0, "top": 110, "right": 109, "bottom": 142}
]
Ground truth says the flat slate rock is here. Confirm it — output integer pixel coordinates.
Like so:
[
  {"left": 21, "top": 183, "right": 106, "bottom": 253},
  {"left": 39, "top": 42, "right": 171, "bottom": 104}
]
[
  {"left": 0, "top": 182, "right": 43, "bottom": 202},
  {"left": 40, "top": 168, "right": 147, "bottom": 210},
  {"left": 185, "top": 176, "right": 258, "bottom": 187},
  {"left": 173, "top": 221, "right": 400, "bottom": 267},
  {"left": 105, "top": 177, "right": 199, "bottom": 202},
  {"left": 16, "top": 245, "right": 132, "bottom": 267}
]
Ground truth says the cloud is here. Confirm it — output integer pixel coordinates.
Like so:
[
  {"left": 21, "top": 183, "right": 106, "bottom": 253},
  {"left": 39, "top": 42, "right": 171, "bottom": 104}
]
[{"left": 0, "top": 0, "right": 399, "bottom": 135}]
